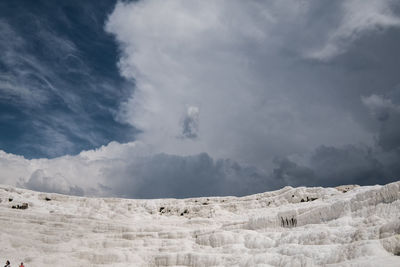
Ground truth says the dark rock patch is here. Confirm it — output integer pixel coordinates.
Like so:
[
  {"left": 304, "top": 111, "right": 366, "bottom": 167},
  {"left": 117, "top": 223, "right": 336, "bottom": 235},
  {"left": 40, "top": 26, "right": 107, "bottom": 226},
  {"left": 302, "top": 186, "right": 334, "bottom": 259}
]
[
  {"left": 12, "top": 203, "right": 28, "bottom": 210},
  {"left": 280, "top": 216, "right": 297, "bottom": 228}
]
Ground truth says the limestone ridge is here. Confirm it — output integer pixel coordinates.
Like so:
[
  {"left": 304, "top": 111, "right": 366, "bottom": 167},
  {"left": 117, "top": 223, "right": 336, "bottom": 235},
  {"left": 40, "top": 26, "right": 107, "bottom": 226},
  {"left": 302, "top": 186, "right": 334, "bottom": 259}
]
[{"left": 0, "top": 181, "right": 399, "bottom": 266}]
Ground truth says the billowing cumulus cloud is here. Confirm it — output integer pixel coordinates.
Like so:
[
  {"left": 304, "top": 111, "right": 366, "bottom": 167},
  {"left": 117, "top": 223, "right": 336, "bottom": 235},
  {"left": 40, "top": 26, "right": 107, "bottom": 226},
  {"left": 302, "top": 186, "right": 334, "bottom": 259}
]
[
  {"left": 105, "top": 0, "right": 399, "bottom": 166},
  {"left": 0, "top": 142, "right": 282, "bottom": 198},
  {"left": 22, "top": 169, "right": 84, "bottom": 196}
]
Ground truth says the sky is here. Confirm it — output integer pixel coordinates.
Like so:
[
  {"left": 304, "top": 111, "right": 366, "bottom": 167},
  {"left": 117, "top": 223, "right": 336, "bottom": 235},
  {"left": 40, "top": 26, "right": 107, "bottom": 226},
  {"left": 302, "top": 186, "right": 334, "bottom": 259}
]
[{"left": 0, "top": 0, "right": 400, "bottom": 198}]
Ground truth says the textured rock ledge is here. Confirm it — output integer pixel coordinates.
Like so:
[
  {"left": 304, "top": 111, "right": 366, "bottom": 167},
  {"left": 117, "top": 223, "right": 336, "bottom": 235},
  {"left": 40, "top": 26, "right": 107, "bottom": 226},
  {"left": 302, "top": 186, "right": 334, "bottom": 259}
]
[{"left": 0, "top": 182, "right": 399, "bottom": 266}]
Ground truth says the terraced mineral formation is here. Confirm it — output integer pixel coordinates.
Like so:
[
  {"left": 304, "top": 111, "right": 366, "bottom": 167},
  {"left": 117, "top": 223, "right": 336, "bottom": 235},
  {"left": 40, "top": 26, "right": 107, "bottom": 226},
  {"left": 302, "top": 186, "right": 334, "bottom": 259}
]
[{"left": 0, "top": 182, "right": 399, "bottom": 266}]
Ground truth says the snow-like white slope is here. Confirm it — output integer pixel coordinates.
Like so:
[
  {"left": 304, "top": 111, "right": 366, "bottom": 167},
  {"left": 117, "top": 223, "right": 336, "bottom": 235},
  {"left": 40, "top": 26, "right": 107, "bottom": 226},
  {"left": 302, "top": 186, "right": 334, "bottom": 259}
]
[{"left": 0, "top": 182, "right": 399, "bottom": 267}]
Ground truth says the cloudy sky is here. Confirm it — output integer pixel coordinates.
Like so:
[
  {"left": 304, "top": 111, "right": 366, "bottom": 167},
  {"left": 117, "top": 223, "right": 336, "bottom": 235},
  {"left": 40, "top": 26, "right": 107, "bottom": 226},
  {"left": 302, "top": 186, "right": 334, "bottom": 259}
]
[{"left": 0, "top": 0, "right": 399, "bottom": 198}]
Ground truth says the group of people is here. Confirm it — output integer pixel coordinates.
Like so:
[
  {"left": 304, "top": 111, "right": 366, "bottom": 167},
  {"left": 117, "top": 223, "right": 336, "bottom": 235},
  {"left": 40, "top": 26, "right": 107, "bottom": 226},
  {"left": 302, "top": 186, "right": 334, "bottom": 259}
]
[
  {"left": 280, "top": 216, "right": 297, "bottom": 228},
  {"left": 4, "top": 260, "right": 24, "bottom": 267}
]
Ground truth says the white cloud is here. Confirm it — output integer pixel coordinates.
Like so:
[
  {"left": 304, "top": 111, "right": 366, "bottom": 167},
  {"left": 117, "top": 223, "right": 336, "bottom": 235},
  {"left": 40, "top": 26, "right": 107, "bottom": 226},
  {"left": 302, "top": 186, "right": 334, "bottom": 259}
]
[
  {"left": 362, "top": 94, "right": 400, "bottom": 124},
  {"left": 362, "top": 94, "right": 400, "bottom": 114},
  {"left": 0, "top": 142, "right": 280, "bottom": 198},
  {"left": 307, "top": 0, "right": 400, "bottom": 60},
  {"left": 0, "top": 20, "right": 79, "bottom": 106},
  {"left": 0, "top": 142, "right": 145, "bottom": 197},
  {"left": 22, "top": 169, "right": 84, "bottom": 196}
]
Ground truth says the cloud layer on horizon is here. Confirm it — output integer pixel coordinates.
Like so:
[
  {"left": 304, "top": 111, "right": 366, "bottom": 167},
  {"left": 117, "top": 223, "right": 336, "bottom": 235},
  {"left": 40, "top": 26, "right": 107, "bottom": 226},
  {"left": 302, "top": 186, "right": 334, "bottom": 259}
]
[{"left": 0, "top": 137, "right": 399, "bottom": 198}]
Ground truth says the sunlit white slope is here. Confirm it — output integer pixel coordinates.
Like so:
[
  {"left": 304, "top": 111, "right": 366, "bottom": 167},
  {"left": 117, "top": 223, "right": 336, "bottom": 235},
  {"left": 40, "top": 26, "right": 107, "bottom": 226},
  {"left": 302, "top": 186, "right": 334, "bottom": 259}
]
[{"left": 0, "top": 182, "right": 399, "bottom": 266}]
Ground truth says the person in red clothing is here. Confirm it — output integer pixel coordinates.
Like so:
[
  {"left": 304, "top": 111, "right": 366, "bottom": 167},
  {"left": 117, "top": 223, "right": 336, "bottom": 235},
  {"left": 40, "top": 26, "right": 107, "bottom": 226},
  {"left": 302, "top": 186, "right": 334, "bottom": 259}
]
[{"left": 19, "top": 263, "right": 25, "bottom": 267}]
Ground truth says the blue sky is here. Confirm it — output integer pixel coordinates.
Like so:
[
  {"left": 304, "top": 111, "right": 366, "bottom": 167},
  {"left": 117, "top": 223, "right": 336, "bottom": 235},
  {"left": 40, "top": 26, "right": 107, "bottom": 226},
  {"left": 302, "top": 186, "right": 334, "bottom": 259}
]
[
  {"left": 0, "top": 0, "right": 135, "bottom": 158},
  {"left": 1, "top": 0, "right": 400, "bottom": 198}
]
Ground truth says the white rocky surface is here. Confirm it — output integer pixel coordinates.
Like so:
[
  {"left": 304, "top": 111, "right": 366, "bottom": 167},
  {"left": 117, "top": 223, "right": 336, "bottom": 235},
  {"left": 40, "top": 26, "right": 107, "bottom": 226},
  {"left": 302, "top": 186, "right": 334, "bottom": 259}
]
[{"left": 0, "top": 182, "right": 399, "bottom": 266}]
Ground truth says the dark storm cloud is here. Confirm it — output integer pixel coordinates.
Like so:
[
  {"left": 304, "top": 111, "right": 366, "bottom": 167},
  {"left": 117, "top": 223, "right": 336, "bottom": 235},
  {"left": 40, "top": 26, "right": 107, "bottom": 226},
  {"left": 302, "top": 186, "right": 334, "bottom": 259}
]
[
  {"left": 272, "top": 158, "right": 317, "bottom": 188},
  {"left": 181, "top": 106, "right": 199, "bottom": 139},
  {"left": 101, "top": 153, "right": 276, "bottom": 198},
  {"left": 272, "top": 143, "right": 399, "bottom": 188},
  {"left": 378, "top": 111, "right": 400, "bottom": 151},
  {"left": 309, "top": 145, "right": 387, "bottom": 186},
  {"left": 105, "top": 0, "right": 400, "bottom": 164},
  {"left": 362, "top": 91, "right": 400, "bottom": 152},
  {"left": 0, "top": 140, "right": 397, "bottom": 199}
]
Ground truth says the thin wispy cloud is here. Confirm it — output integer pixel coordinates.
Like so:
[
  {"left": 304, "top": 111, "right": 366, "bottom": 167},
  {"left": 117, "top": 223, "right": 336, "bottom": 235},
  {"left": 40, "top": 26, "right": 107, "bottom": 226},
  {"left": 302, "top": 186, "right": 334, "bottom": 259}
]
[{"left": 0, "top": 1, "right": 134, "bottom": 158}]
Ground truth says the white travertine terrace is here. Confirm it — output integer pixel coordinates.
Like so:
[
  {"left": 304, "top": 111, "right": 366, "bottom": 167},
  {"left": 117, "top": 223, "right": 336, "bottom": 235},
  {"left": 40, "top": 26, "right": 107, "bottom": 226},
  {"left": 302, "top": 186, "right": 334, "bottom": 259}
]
[{"left": 0, "top": 182, "right": 399, "bottom": 266}]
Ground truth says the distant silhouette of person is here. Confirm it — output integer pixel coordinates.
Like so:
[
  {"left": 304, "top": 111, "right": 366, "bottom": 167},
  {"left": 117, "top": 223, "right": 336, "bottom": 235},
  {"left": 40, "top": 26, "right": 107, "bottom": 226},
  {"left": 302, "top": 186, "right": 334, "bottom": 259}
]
[
  {"left": 19, "top": 263, "right": 24, "bottom": 267},
  {"left": 4, "top": 260, "right": 10, "bottom": 267}
]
